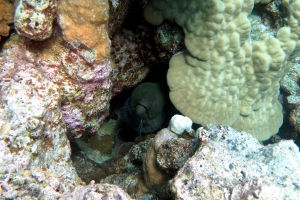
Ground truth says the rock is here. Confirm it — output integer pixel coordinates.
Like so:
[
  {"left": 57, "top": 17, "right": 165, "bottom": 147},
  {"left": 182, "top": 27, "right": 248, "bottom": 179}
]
[
  {"left": 14, "top": 0, "right": 58, "bottom": 41},
  {"left": 142, "top": 128, "right": 178, "bottom": 199},
  {"left": 100, "top": 171, "right": 151, "bottom": 199},
  {"left": 110, "top": 29, "right": 151, "bottom": 95},
  {"left": 286, "top": 95, "right": 300, "bottom": 134},
  {"left": 100, "top": 135, "right": 156, "bottom": 199},
  {"left": 125, "top": 138, "right": 153, "bottom": 171},
  {"left": 0, "top": 35, "right": 130, "bottom": 199},
  {"left": 156, "top": 137, "right": 197, "bottom": 172},
  {"left": 170, "top": 124, "right": 300, "bottom": 199},
  {"left": 2, "top": 28, "right": 112, "bottom": 139},
  {"left": 281, "top": 64, "right": 300, "bottom": 137},
  {"left": 281, "top": 64, "right": 300, "bottom": 95},
  {"left": 41, "top": 182, "right": 131, "bottom": 199},
  {"left": 168, "top": 114, "right": 193, "bottom": 135}
]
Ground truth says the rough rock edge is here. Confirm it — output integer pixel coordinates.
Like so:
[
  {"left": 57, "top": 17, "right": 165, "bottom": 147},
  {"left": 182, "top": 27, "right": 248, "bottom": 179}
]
[{"left": 170, "top": 124, "right": 300, "bottom": 199}]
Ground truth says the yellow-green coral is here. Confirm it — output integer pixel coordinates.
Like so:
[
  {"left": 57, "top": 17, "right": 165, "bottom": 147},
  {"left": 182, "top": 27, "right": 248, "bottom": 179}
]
[{"left": 144, "top": 0, "right": 300, "bottom": 141}]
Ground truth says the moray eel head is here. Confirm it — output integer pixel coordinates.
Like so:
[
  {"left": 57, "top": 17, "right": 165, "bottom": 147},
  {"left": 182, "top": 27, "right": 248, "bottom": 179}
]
[{"left": 122, "top": 82, "right": 167, "bottom": 135}]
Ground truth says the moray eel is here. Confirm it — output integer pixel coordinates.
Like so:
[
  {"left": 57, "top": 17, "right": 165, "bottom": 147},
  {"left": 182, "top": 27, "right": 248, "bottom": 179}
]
[{"left": 122, "top": 82, "right": 169, "bottom": 135}]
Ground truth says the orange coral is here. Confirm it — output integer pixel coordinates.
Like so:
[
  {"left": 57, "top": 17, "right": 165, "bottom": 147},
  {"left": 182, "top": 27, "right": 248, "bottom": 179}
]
[
  {"left": 58, "top": 0, "right": 110, "bottom": 63},
  {"left": 0, "top": 0, "right": 15, "bottom": 41}
]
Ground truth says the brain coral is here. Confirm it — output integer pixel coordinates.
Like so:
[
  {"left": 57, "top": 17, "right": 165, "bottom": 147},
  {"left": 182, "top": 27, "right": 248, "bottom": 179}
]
[{"left": 144, "top": 0, "right": 300, "bottom": 141}]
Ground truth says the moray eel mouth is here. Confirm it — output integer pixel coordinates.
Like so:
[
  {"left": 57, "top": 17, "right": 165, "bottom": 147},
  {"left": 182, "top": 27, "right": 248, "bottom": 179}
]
[
  {"left": 122, "top": 82, "right": 168, "bottom": 135},
  {"left": 135, "top": 104, "right": 147, "bottom": 135}
]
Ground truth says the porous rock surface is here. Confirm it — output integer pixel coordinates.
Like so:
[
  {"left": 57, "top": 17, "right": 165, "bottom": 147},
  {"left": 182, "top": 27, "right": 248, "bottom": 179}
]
[
  {"left": 0, "top": 44, "right": 130, "bottom": 199},
  {"left": 58, "top": 0, "right": 110, "bottom": 63},
  {"left": 170, "top": 124, "right": 300, "bottom": 199},
  {"left": 281, "top": 64, "right": 300, "bottom": 134},
  {"left": 0, "top": 33, "right": 112, "bottom": 138},
  {"left": 14, "top": 0, "right": 58, "bottom": 41}
]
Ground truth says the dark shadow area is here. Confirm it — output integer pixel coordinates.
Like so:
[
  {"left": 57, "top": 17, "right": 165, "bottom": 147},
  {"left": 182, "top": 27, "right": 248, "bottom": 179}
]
[
  {"left": 263, "top": 90, "right": 300, "bottom": 149},
  {"left": 0, "top": 25, "right": 16, "bottom": 50}
]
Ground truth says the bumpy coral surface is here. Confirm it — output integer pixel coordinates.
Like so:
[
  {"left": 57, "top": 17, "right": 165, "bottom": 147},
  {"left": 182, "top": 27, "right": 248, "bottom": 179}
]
[
  {"left": 170, "top": 124, "right": 300, "bottom": 199},
  {"left": 144, "top": 0, "right": 300, "bottom": 141},
  {"left": 111, "top": 29, "right": 151, "bottom": 95},
  {"left": 58, "top": 0, "right": 110, "bottom": 63},
  {"left": 14, "top": 0, "right": 58, "bottom": 41},
  {"left": 108, "top": 0, "right": 131, "bottom": 33},
  {"left": 0, "top": 0, "right": 15, "bottom": 41}
]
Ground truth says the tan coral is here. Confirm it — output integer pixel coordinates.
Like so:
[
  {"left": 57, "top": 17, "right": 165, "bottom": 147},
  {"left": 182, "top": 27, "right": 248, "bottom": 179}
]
[
  {"left": 58, "top": 0, "right": 110, "bottom": 63},
  {"left": 144, "top": 0, "right": 300, "bottom": 141},
  {"left": 0, "top": 0, "right": 15, "bottom": 41}
]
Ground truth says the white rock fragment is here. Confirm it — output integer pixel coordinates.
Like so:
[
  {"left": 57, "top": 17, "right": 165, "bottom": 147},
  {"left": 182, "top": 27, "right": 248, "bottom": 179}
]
[
  {"left": 168, "top": 114, "right": 193, "bottom": 135},
  {"left": 110, "top": 0, "right": 119, "bottom": 8}
]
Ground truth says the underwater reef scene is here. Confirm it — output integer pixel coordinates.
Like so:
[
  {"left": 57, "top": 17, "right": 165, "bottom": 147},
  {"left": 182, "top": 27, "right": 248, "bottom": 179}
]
[{"left": 1, "top": 0, "right": 300, "bottom": 199}]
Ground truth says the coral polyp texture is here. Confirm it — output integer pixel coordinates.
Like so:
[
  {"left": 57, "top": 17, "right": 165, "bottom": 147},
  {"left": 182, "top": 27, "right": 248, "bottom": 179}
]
[
  {"left": 110, "top": 29, "right": 151, "bottom": 95},
  {"left": 14, "top": 0, "right": 58, "bottom": 41},
  {"left": 58, "top": 0, "right": 110, "bottom": 63},
  {"left": 0, "top": 0, "right": 15, "bottom": 41},
  {"left": 144, "top": 0, "right": 300, "bottom": 141}
]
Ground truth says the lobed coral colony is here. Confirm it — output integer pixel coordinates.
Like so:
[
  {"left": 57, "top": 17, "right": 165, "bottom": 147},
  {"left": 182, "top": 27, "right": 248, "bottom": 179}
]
[
  {"left": 144, "top": 0, "right": 300, "bottom": 141},
  {"left": 0, "top": 0, "right": 300, "bottom": 199}
]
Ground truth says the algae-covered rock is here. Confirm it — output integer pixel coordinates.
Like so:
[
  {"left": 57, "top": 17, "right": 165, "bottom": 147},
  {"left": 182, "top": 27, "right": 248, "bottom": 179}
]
[
  {"left": 170, "top": 124, "right": 300, "bottom": 199},
  {"left": 0, "top": 41, "right": 131, "bottom": 200},
  {"left": 14, "top": 0, "right": 58, "bottom": 41},
  {"left": 281, "top": 64, "right": 300, "bottom": 136}
]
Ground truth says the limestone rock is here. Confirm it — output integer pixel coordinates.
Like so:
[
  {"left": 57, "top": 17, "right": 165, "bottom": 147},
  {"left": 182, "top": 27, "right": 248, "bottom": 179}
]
[
  {"left": 170, "top": 124, "right": 300, "bottom": 199},
  {"left": 14, "top": 0, "right": 58, "bottom": 41},
  {"left": 0, "top": 41, "right": 130, "bottom": 199}
]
